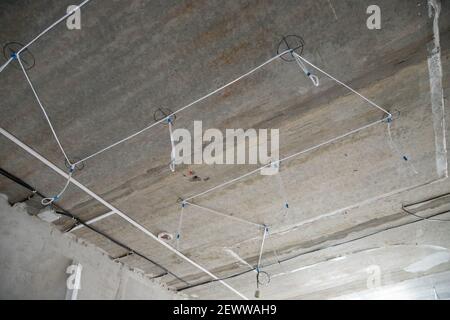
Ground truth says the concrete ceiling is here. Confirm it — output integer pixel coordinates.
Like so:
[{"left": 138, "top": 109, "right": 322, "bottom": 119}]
[{"left": 0, "top": 0, "right": 449, "bottom": 299}]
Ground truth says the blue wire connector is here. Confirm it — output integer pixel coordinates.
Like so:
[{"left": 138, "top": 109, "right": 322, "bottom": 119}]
[{"left": 165, "top": 115, "right": 175, "bottom": 124}]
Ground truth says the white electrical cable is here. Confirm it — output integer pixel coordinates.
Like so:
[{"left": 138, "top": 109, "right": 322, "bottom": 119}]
[
  {"left": 17, "top": 0, "right": 92, "bottom": 55},
  {"left": 292, "top": 52, "right": 392, "bottom": 117},
  {"left": 293, "top": 53, "right": 319, "bottom": 86},
  {"left": 185, "top": 201, "right": 265, "bottom": 229},
  {"left": 41, "top": 165, "right": 75, "bottom": 205},
  {"left": 185, "top": 117, "right": 388, "bottom": 202},
  {"left": 3, "top": 4, "right": 397, "bottom": 292},
  {"left": 0, "top": 57, "right": 13, "bottom": 74},
  {"left": 17, "top": 54, "right": 73, "bottom": 166},
  {"left": 0, "top": 0, "right": 90, "bottom": 165},
  {"left": 72, "top": 50, "right": 292, "bottom": 166},
  {"left": 0, "top": 127, "right": 248, "bottom": 300},
  {"left": 257, "top": 226, "right": 269, "bottom": 271},
  {"left": 0, "top": 0, "right": 400, "bottom": 297}
]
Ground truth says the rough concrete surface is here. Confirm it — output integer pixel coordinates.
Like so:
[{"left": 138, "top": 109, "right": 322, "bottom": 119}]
[
  {"left": 0, "top": 0, "right": 449, "bottom": 299},
  {"left": 0, "top": 195, "right": 181, "bottom": 299}
]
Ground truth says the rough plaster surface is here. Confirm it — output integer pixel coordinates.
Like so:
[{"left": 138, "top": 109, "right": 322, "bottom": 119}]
[
  {"left": 0, "top": 0, "right": 449, "bottom": 299},
  {"left": 0, "top": 195, "right": 182, "bottom": 300}
]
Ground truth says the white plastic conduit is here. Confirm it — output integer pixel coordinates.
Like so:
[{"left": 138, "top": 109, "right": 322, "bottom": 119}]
[
  {"left": 69, "top": 210, "right": 116, "bottom": 232},
  {"left": 0, "top": 127, "right": 248, "bottom": 300}
]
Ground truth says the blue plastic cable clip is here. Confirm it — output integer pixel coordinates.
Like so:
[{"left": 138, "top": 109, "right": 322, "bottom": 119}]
[{"left": 165, "top": 115, "right": 174, "bottom": 124}]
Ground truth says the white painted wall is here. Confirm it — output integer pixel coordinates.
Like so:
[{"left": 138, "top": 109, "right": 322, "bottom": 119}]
[{"left": 0, "top": 195, "right": 182, "bottom": 300}]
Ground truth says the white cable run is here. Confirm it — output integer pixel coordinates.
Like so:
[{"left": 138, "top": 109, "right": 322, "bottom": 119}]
[
  {"left": 257, "top": 226, "right": 269, "bottom": 270},
  {"left": 0, "top": 1, "right": 90, "bottom": 74},
  {"left": 185, "top": 117, "right": 388, "bottom": 202},
  {"left": 72, "top": 50, "right": 292, "bottom": 166},
  {"left": 41, "top": 165, "right": 74, "bottom": 205},
  {"left": 0, "top": 127, "right": 248, "bottom": 300},
  {"left": 185, "top": 201, "right": 265, "bottom": 229},
  {"left": 0, "top": 57, "right": 13, "bottom": 74},
  {"left": 17, "top": 55, "right": 72, "bottom": 166},
  {"left": 18, "top": 0, "right": 92, "bottom": 55},
  {"left": 292, "top": 52, "right": 392, "bottom": 117},
  {"left": 293, "top": 53, "right": 319, "bottom": 86}
]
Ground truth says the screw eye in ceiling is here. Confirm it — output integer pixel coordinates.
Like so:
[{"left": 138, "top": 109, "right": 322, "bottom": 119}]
[
  {"left": 2, "top": 42, "right": 35, "bottom": 71},
  {"left": 276, "top": 35, "right": 305, "bottom": 62}
]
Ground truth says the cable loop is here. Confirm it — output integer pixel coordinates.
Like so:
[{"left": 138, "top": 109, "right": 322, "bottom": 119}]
[
  {"left": 293, "top": 52, "right": 320, "bottom": 87},
  {"left": 309, "top": 74, "right": 320, "bottom": 87},
  {"left": 41, "top": 165, "right": 75, "bottom": 206}
]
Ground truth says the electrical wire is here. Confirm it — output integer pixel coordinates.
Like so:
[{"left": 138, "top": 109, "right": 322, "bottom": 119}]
[
  {"left": 255, "top": 226, "right": 269, "bottom": 298},
  {"left": 0, "top": 167, "right": 189, "bottom": 285},
  {"left": 401, "top": 205, "right": 450, "bottom": 222},
  {"left": 185, "top": 201, "right": 265, "bottom": 229},
  {"left": 17, "top": 0, "right": 92, "bottom": 55},
  {"left": 41, "top": 165, "right": 75, "bottom": 205},
  {"left": 293, "top": 52, "right": 319, "bottom": 86},
  {"left": 72, "top": 50, "right": 292, "bottom": 166},
  {"left": 257, "top": 226, "right": 269, "bottom": 271},
  {"left": 0, "top": 129, "right": 248, "bottom": 299},
  {"left": 292, "top": 51, "right": 392, "bottom": 117},
  {"left": 185, "top": 117, "right": 388, "bottom": 202},
  {"left": 177, "top": 206, "right": 450, "bottom": 291},
  {"left": 0, "top": 0, "right": 91, "bottom": 163},
  {"left": 0, "top": 4, "right": 415, "bottom": 295},
  {"left": 16, "top": 54, "right": 72, "bottom": 166},
  {"left": 0, "top": 57, "right": 13, "bottom": 73},
  {"left": 56, "top": 210, "right": 188, "bottom": 284}
]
